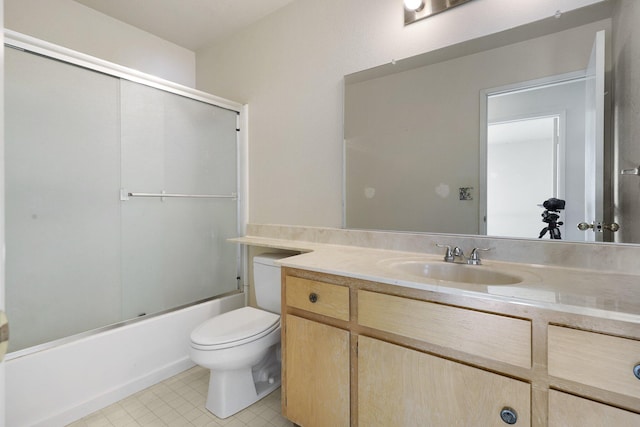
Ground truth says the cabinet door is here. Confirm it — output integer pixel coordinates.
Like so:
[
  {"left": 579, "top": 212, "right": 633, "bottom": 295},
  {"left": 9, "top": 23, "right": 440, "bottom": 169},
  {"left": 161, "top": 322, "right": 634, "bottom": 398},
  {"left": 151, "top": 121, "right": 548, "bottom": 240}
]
[
  {"left": 284, "top": 314, "right": 350, "bottom": 427},
  {"left": 549, "top": 390, "right": 640, "bottom": 427},
  {"left": 358, "top": 336, "right": 530, "bottom": 426}
]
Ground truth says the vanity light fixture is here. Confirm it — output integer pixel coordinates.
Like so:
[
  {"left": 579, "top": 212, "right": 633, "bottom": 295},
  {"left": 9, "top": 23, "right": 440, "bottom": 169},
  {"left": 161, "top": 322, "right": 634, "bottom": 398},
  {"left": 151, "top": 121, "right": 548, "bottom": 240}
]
[
  {"left": 404, "top": 0, "right": 425, "bottom": 12},
  {"left": 404, "top": 0, "right": 475, "bottom": 26}
]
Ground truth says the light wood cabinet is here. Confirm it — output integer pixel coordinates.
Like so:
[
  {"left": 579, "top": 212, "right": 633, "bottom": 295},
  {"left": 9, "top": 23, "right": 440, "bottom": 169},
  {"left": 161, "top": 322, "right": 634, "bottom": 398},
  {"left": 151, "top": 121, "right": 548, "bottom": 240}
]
[
  {"left": 548, "top": 390, "right": 640, "bottom": 427},
  {"left": 285, "top": 276, "right": 350, "bottom": 321},
  {"left": 281, "top": 268, "right": 640, "bottom": 426},
  {"left": 358, "top": 335, "right": 531, "bottom": 426},
  {"left": 548, "top": 325, "right": 640, "bottom": 399},
  {"left": 282, "top": 276, "right": 351, "bottom": 426},
  {"left": 358, "top": 289, "right": 531, "bottom": 368},
  {"left": 283, "top": 314, "right": 350, "bottom": 427}
]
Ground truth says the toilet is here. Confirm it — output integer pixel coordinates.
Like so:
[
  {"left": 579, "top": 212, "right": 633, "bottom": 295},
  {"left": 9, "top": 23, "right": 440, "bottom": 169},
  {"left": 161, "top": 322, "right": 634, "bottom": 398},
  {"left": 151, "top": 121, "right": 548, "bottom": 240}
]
[{"left": 189, "top": 253, "right": 288, "bottom": 418}]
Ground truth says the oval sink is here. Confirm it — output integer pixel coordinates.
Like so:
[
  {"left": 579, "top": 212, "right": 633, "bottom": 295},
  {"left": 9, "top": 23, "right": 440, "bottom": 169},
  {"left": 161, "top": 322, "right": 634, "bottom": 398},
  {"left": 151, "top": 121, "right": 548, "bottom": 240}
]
[{"left": 383, "top": 259, "right": 522, "bottom": 285}]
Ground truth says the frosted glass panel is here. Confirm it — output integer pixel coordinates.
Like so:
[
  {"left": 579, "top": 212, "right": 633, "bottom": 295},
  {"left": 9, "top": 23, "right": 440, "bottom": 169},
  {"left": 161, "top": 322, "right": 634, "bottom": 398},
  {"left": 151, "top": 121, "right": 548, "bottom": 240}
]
[
  {"left": 5, "top": 48, "right": 121, "bottom": 351},
  {"left": 5, "top": 48, "right": 241, "bottom": 353},
  {"left": 120, "top": 81, "right": 239, "bottom": 319}
]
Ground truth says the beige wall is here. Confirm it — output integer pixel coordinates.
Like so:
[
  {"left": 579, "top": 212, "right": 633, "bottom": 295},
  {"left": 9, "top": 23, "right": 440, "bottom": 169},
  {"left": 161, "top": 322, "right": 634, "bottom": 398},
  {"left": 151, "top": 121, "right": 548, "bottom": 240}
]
[
  {"left": 612, "top": 0, "right": 640, "bottom": 242},
  {"left": 195, "top": 0, "right": 606, "bottom": 227},
  {"left": 5, "top": 0, "right": 196, "bottom": 87}
]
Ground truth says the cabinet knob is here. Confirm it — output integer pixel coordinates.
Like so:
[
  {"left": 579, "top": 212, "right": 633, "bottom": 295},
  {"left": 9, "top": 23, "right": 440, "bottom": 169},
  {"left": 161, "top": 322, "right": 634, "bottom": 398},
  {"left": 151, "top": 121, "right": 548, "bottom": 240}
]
[
  {"left": 309, "top": 293, "right": 318, "bottom": 303},
  {"left": 634, "top": 363, "right": 640, "bottom": 380},
  {"left": 500, "top": 407, "right": 518, "bottom": 424}
]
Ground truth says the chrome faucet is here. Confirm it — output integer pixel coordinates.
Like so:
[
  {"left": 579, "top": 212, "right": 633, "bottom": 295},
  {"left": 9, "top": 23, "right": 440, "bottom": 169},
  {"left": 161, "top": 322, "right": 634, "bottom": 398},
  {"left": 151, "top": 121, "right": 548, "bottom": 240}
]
[
  {"left": 452, "top": 246, "right": 466, "bottom": 263},
  {"left": 467, "top": 247, "right": 491, "bottom": 265},
  {"left": 435, "top": 244, "right": 454, "bottom": 262},
  {"left": 436, "top": 244, "right": 491, "bottom": 265}
]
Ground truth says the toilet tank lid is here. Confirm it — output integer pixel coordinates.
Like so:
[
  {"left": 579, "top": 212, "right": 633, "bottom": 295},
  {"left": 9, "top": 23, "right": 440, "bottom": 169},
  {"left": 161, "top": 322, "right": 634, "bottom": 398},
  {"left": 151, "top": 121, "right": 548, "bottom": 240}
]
[
  {"left": 253, "top": 253, "right": 291, "bottom": 267},
  {"left": 190, "top": 306, "right": 280, "bottom": 346}
]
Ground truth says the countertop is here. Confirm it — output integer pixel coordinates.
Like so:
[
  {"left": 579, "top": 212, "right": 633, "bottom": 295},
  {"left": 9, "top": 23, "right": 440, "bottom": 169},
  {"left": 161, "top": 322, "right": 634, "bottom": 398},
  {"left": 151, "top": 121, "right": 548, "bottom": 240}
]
[{"left": 231, "top": 236, "right": 640, "bottom": 324}]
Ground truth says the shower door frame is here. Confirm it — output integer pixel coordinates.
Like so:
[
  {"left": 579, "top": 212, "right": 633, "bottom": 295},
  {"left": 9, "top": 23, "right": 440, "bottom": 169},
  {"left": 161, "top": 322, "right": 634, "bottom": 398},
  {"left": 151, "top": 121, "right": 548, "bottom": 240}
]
[{"left": 3, "top": 29, "right": 249, "bottom": 359}]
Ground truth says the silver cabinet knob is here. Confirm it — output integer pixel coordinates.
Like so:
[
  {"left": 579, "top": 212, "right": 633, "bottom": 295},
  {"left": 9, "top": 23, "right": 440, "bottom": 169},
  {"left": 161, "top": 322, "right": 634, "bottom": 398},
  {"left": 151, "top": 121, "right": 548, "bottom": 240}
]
[{"left": 500, "top": 407, "right": 518, "bottom": 424}]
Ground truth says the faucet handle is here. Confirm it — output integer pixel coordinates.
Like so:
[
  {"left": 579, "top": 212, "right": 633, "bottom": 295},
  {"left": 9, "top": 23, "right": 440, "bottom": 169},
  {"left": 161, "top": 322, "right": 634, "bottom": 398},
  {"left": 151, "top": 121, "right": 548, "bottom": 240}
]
[
  {"left": 435, "top": 244, "right": 454, "bottom": 262},
  {"left": 468, "top": 247, "right": 492, "bottom": 265}
]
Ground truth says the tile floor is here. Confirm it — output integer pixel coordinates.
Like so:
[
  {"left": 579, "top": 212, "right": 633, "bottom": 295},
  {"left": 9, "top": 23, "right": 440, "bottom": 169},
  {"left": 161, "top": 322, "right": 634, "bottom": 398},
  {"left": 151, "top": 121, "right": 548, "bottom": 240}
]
[{"left": 67, "top": 366, "right": 293, "bottom": 427}]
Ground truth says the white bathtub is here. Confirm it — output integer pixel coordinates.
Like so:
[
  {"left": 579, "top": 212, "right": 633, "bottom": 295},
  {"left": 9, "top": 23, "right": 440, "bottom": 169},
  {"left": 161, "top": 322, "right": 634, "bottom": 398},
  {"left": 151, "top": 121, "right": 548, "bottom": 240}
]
[{"left": 6, "top": 293, "right": 244, "bottom": 427}]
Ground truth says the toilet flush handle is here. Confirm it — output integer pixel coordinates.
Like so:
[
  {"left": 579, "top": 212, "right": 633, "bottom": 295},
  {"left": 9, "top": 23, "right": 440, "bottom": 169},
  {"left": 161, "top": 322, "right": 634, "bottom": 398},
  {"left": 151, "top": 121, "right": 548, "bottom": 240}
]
[{"left": 309, "top": 293, "right": 319, "bottom": 303}]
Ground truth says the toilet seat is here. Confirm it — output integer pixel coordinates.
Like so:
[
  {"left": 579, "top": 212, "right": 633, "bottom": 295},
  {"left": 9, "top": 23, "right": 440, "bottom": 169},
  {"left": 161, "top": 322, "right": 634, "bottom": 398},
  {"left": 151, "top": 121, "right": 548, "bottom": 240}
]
[{"left": 190, "top": 306, "right": 280, "bottom": 351}]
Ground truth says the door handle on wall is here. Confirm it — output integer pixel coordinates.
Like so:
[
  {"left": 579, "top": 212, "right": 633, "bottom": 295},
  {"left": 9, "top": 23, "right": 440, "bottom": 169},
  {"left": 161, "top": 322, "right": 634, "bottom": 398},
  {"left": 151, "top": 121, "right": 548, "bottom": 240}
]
[
  {"left": 620, "top": 166, "right": 640, "bottom": 175},
  {"left": 577, "top": 221, "right": 620, "bottom": 232}
]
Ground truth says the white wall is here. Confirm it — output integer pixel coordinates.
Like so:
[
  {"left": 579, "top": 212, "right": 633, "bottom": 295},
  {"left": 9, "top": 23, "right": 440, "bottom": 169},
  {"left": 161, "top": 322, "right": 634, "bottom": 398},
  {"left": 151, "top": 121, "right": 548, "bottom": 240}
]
[
  {"left": 6, "top": 294, "right": 244, "bottom": 427},
  {"left": 4, "top": 0, "right": 196, "bottom": 87},
  {"left": 195, "top": 0, "right": 606, "bottom": 227}
]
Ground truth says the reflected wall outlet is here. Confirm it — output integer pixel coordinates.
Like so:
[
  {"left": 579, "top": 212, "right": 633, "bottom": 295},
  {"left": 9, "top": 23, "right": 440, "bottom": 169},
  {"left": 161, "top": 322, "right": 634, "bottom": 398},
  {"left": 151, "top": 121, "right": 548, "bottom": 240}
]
[{"left": 459, "top": 187, "right": 473, "bottom": 200}]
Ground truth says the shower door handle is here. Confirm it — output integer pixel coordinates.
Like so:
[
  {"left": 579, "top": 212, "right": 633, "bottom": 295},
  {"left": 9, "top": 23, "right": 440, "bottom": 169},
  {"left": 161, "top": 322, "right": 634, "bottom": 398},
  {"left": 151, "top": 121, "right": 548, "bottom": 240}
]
[{"left": 0, "top": 310, "right": 9, "bottom": 362}]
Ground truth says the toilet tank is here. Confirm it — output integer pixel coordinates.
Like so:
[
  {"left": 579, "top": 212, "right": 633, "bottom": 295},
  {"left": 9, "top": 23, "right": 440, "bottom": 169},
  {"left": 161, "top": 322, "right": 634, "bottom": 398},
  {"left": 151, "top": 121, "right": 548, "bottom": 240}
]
[{"left": 253, "top": 253, "right": 290, "bottom": 314}]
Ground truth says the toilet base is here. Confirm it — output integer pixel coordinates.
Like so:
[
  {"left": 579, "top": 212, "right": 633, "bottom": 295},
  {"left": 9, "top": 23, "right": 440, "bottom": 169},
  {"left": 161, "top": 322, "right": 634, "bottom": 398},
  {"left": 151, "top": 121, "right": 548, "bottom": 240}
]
[{"left": 205, "top": 344, "right": 281, "bottom": 419}]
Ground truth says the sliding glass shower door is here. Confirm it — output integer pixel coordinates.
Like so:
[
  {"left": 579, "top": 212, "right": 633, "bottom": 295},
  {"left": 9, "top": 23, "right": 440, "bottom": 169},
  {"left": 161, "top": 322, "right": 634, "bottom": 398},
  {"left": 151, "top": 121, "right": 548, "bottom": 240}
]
[
  {"left": 5, "top": 48, "right": 122, "bottom": 351},
  {"left": 120, "top": 80, "right": 239, "bottom": 319},
  {"left": 5, "top": 47, "right": 241, "bottom": 353}
]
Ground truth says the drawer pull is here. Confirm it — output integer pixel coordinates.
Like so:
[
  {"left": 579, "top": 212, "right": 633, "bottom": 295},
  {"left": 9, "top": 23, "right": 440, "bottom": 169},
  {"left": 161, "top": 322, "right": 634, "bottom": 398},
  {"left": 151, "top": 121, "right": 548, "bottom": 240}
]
[
  {"left": 500, "top": 407, "right": 518, "bottom": 424},
  {"left": 634, "top": 364, "right": 640, "bottom": 380},
  {"left": 309, "top": 293, "right": 318, "bottom": 303}
]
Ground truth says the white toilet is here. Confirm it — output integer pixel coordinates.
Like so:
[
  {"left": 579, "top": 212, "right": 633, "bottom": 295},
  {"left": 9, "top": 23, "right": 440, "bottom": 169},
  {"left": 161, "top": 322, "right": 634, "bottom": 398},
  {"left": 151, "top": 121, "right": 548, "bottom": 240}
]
[{"left": 189, "top": 253, "right": 288, "bottom": 418}]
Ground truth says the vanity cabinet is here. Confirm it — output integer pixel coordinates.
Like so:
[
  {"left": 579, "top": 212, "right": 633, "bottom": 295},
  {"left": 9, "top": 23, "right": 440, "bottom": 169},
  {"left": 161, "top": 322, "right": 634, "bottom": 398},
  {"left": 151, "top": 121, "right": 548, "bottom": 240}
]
[
  {"left": 547, "top": 325, "right": 640, "bottom": 426},
  {"left": 548, "top": 325, "right": 640, "bottom": 398},
  {"left": 548, "top": 390, "right": 640, "bottom": 426},
  {"left": 282, "top": 276, "right": 351, "bottom": 427},
  {"left": 357, "top": 289, "right": 531, "bottom": 368},
  {"left": 281, "top": 268, "right": 640, "bottom": 426},
  {"left": 283, "top": 314, "right": 350, "bottom": 427},
  {"left": 358, "top": 335, "right": 531, "bottom": 426}
]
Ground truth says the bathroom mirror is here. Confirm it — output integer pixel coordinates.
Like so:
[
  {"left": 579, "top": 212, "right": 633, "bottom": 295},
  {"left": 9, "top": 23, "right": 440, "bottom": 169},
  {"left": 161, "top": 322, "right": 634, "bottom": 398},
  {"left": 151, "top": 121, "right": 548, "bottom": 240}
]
[{"left": 344, "top": 0, "right": 640, "bottom": 244}]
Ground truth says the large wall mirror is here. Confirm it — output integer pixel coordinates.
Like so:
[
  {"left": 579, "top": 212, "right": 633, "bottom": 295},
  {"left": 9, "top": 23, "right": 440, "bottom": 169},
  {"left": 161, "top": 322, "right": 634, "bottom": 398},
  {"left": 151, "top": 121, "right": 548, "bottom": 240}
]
[{"left": 344, "top": 0, "right": 640, "bottom": 244}]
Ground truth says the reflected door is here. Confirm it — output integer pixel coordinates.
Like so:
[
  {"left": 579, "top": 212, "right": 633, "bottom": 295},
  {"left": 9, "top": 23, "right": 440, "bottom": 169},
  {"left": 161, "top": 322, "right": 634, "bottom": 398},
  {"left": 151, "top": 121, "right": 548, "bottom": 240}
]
[
  {"left": 487, "top": 116, "right": 560, "bottom": 239},
  {"left": 583, "top": 30, "right": 606, "bottom": 242}
]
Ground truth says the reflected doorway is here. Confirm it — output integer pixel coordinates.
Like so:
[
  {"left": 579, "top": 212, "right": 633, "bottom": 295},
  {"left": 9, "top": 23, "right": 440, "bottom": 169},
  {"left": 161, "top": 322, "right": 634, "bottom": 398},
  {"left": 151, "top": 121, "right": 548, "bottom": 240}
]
[
  {"left": 481, "top": 73, "right": 588, "bottom": 241},
  {"left": 486, "top": 115, "right": 562, "bottom": 239}
]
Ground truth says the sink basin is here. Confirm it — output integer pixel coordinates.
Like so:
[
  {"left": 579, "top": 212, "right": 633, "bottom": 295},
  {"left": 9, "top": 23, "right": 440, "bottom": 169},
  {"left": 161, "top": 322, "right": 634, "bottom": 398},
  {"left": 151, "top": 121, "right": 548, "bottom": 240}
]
[{"left": 382, "top": 259, "right": 523, "bottom": 285}]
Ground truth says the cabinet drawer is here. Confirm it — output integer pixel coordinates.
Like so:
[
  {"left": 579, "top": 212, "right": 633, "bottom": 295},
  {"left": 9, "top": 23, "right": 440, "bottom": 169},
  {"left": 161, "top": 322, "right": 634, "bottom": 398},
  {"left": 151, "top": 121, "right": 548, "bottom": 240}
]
[
  {"left": 358, "top": 290, "right": 531, "bottom": 368},
  {"left": 548, "top": 325, "right": 640, "bottom": 399},
  {"left": 549, "top": 389, "right": 640, "bottom": 427},
  {"left": 359, "top": 336, "right": 531, "bottom": 427},
  {"left": 285, "top": 276, "right": 349, "bottom": 321}
]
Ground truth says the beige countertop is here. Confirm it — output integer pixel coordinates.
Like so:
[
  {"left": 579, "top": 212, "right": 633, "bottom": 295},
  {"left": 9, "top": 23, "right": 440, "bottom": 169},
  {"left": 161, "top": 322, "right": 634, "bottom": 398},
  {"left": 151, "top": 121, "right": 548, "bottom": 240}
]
[{"left": 231, "top": 236, "right": 640, "bottom": 324}]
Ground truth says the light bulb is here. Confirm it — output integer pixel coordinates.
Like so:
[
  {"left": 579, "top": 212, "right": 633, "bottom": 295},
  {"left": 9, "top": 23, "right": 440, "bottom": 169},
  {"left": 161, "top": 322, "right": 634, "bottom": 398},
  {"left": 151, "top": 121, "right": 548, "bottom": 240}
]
[{"left": 404, "top": 0, "right": 424, "bottom": 11}]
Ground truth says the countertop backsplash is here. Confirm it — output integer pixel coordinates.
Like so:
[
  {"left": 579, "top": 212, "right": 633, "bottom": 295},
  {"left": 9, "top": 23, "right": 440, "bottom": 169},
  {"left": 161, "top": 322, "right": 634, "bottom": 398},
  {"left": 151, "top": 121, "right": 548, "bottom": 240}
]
[{"left": 244, "top": 223, "right": 640, "bottom": 276}]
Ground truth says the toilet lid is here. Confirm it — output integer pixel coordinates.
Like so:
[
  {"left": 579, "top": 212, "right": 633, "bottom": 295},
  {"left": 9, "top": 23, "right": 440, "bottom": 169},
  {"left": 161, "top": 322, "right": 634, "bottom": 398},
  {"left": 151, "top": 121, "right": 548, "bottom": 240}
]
[{"left": 190, "top": 306, "right": 280, "bottom": 348}]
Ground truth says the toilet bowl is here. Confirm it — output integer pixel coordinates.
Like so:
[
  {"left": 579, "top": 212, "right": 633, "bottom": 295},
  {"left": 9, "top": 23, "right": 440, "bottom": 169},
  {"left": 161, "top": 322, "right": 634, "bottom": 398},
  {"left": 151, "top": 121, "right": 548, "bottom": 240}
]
[{"left": 189, "top": 253, "right": 288, "bottom": 418}]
